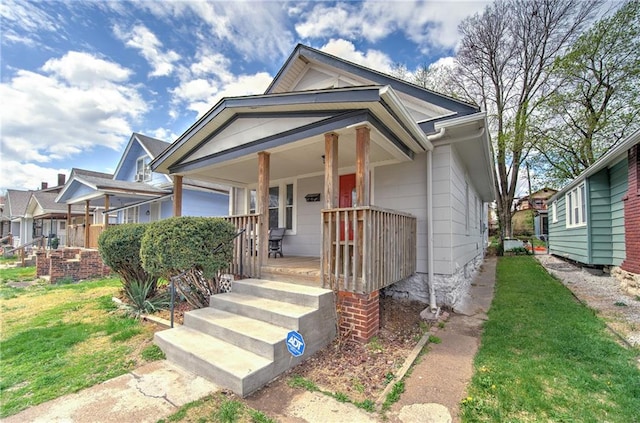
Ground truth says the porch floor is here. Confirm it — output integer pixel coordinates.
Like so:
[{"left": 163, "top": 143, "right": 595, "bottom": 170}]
[{"left": 261, "top": 256, "right": 321, "bottom": 286}]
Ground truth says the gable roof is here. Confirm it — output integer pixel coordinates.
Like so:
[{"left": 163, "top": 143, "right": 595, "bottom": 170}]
[
  {"left": 6, "top": 189, "right": 32, "bottom": 219},
  {"left": 549, "top": 128, "right": 640, "bottom": 202},
  {"left": 27, "top": 191, "right": 86, "bottom": 218},
  {"left": 112, "top": 133, "right": 172, "bottom": 180},
  {"left": 266, "top": 44, "right": 479, "bottom": 132}
]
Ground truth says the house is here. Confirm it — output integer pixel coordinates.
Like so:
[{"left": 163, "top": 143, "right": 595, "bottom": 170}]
[
  {"left": 55, "top": 132, "right": 229, "bottom": 248},
  {"left": 150, "top": 44, "right": 494, "bottom": 396},
  {"left": 548, "top": 129, "right": 640, "bottom": 287},
  {"left": 4, "top": 175, "right": 71, "bottom": 248},
  {"left": 153, "top": 43, "right": 493, "bottom": 323},
  {"left": 25, "top": 190, "right": 86, "bottom": 247},
  {"left": 512, "top": 187, "right": 557, "bottom": 238}
]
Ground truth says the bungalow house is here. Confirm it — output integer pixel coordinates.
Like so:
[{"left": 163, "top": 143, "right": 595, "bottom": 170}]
[
  {"left": 149, "top": 44, "right": 495, "bottom": 396},
  {"left": 25, "top": 190, "right": 86, "bottom": 247},
  {"left": 55, "top": 132, "right": 229, "bottom": 248},
  {"left": 548, "top": 129, "right": 640, "bottom": 285},
  {"left": 4, "top": 175, "right": 71, "bottom": 248}
]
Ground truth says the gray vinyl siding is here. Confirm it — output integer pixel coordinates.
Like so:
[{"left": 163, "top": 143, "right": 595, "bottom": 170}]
[
  {"left": 374, "top": 155, "right": 429, "bottom": 273},
  {"left": 285, "top": 175, "right": 323, "bottom": 257},
  {"left": 610, "top": 158, "right": 628, "bottom": 264},
  {"left": 431, "top": 146, "right": 453, "bottom": 274},
  {"left": 449, "top": 144, "right": 484, "bottom": 271},
  {"left": 548, "top": 192, "right": 589, "bottom": 263}
]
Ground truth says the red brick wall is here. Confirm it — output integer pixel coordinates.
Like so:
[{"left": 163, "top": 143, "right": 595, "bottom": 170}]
[
  {"left": 337, "top": 290, "right": 380, "bottom": 343},
  {"left": 36, "top": 248, "right": 111, "bottom": 283},
  {"left": 622, "top": 145, "right": 640, "bottom": 274}
]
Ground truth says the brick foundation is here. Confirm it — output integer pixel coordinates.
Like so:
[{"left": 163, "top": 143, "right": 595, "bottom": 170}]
[
  {"left": 337, "top": 290, "right": 380, "bottom": 343},
  {"left": 621, "top": 145, "right": 640, "bottom": 275},
  {"left": 36, "top": 248, "right": 111, "bottom": 283}
]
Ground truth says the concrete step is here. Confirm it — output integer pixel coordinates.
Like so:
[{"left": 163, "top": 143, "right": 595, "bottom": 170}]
[
  {"left": 183, "top": 307, "right": 289, "bottom": 361},
  {"left": 209, "top": 292, "right": 316, "bottom": 330},
  {"left": 154, "top": 326, "right": 272, "bottom": 397},
  {"left": 232, "top": 278, "right": 332, "bottom": 308}
]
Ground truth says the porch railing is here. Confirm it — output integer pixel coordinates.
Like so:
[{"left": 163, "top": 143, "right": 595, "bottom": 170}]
[
  {"left": 321, "top": 206, "right": 416, "bottom": 294},
  {"left": 221, "top": 214, "right": 261, "bottom": 278}
]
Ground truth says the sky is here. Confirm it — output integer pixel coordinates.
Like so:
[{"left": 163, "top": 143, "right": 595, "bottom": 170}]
[{"left": 0, "top": 0, "right": 491, "bottom": 193}]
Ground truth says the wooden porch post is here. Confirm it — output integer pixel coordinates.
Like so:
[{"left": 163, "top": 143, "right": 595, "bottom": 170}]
[
  {"left": 355, "top": 125, "right": 371, "bottom": 206},
  {"left": 104, "top": 195, "right": 110, "bottom": 228},
  {"left": 66, "top": 204, "right": 71, "bottom": 247},
  {"left": 84, "top": 200, "right": 90, "bottom": 248},
  {"left": 173, "top": 175, "right": 183, "bottom": 217},
  {"left": 324, "top": 132, "right": 339, "bottom": 209},
  {"left": 258, "top": 152, "right": 270, "bottom": 273}
]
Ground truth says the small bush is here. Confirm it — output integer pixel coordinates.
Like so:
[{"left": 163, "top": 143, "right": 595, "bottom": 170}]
[
  {"left": 140, "top": 217, "right": 236, "bottom": 309},
  {"left": 122, "top": 279, "right": 170, "bottom": 318},
  {"left": 98, "top": 224, "right": 158, "bottom": 295}
]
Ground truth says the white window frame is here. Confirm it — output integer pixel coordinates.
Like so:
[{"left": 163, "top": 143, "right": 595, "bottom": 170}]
[
  {"left": 565, "top": 183, "right": 586, "bottom": 228},
  {"left": 551, "top": 201, "right": 558, "bottom": 223},
  {"left": 136, "top": 156, "right": 151, "bottom": 182},
  {"left": 247, "top": 180, "right": 297, "bottom": 234}
]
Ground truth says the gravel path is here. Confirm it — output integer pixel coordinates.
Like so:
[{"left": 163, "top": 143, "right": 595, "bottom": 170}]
[{"left": 535, "top": 253, "right": 640, "bottom": 348}]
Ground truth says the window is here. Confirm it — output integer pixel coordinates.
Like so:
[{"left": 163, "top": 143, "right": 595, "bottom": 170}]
[
  {"left": 136, "top": 157, "right": 151, "bottom": 182},
  {"left": 551, "top": 201, "right": 557, "bottom": 223},
  {"left": 124, "top": 206, "right": 139, "bottom": 224},
  {"left": 565, "top": 183, "right": 586, "bottom": 227},
  {"left": 248, "top": 182, "right": 295, "bottom": 231},
  {"left": 465, "top": 180, "right": 470, "bottom": 234}
]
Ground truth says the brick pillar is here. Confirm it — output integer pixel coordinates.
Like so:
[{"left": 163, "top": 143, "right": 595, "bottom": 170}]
[
  {"left": 337, "top": 290, "right": 380, "bottom": 343},
  {"left": 35, "top": 250, "right": 49, "bottom": 278},
  {"left": 621, "top": 145, "right": 640, "bottom": 274}
]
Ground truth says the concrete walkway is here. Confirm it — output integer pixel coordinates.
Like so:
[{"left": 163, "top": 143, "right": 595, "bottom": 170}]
[
  {"left": 3, "top": 258, "right": 497, "bottom": 423},
  {"left": 3, "top": 361, "right": 219, "bottom": 423}
]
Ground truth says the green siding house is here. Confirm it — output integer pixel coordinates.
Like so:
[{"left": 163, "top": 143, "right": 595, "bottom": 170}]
[{"left": 548, "top": 129, "right": 640, "bottom": 269}]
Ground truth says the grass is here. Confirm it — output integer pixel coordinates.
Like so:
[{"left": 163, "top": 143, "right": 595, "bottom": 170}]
[
  {"left": 0, "top": 276, "right": 162, "bottom": 418},
  {"left": 0, "top": 265, "right": 37, "bottom": 283},
  {"left": 461, "top": 256, "right": 640, "bottom": 422},
  {"left": 158, "top": 393, "right": 277, "bottom": 423}
]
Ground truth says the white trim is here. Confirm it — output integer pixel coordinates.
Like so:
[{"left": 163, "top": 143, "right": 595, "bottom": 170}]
[
  {"left": 551, "top": 201, "right": 558, "bottom": 223},
  {"left": 565, "top": 183, "right": 587, "bottom": 228}
]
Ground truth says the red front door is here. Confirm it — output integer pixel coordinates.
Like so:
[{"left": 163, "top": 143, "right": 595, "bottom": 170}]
[{"left": 339, "top": 174, "right": 356, "bottom": 240}]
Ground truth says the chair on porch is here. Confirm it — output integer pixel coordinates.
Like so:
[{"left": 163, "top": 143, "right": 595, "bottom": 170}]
[{"left": 268, "top": 227, "right": 286, "bottom": 258}]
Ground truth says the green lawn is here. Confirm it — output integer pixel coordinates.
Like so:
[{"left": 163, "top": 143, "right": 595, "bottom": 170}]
[
  {"left": 462, "top": 256, "right": 640, "bottom": 422},
  {"left": 0, "top": 276, "right": 162, "bottom": 418}
]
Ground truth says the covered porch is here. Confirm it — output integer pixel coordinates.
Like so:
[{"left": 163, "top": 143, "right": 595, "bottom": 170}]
[{"left": 152, "top": 87, "right": 429, "bottom": 341}]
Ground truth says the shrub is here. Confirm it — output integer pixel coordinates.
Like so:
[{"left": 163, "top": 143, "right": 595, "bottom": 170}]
[
  {"left": 98, "top": 224, "right": 158, "bottom": 294},
  {"left": 140, "top": 217, "right": 236, "bottom": 308},
  {"left": 122, "top": 279, "right": 170, "bottom": 317}
]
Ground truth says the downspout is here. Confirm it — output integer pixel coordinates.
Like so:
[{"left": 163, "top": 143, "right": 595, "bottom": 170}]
[{"left": 426, "top": 127, "right": 446, "bottom": 313}]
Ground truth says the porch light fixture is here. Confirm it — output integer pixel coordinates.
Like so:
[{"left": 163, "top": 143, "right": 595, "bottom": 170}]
[{"left": 321, "top": 155, "right": 325, "bottom": 164}]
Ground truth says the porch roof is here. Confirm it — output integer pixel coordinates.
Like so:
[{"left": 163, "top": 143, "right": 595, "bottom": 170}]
[{"left": 151, "top": 85, "right": 432, "bottom": 186}]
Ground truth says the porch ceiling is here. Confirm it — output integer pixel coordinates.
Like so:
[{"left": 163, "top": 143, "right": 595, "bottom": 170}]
[{"left": 174, "top": 120, "right": 409, "bottom": 186}]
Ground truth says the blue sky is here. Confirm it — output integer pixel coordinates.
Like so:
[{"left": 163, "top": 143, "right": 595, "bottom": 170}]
[{"left": 0, "top": 0, "right": 490, "bottom": 192}]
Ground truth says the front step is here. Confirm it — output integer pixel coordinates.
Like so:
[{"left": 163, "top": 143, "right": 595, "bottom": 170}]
[{"left": 155, "top": 278, "right": 336, "bottom": 397}]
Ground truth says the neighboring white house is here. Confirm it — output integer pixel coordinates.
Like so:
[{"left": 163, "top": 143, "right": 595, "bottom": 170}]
[{"left": 151, "top": 44, "right": 495, "bottom": 336}]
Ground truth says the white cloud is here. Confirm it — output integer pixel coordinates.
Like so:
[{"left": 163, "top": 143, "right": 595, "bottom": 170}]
[
  {"left": 319, "top": 39, "right": 394, "bottom": 74},
  {"left": 0, "top": 161, "right": 69, "bottom": 192},
  {"left": 113, "top": 24, "right": 180, "bottom": 77},
  {"left": 0, "top": 51, "right": 147, "bottom": 190},
  {"left": 296, "top": 1, "right": 489, "bottom": 54},
  {"left": 0, "top": 0, "right": 63, "bottom": 43}
]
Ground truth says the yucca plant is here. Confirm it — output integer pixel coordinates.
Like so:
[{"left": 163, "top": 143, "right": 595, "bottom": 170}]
[{"left": 122, "top": 279, "right": 170, "bottom": 317}]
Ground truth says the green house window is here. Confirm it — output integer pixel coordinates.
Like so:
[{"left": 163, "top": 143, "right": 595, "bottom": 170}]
[{"left": 565, "top": 183, "right": 586, "bottom": 228}]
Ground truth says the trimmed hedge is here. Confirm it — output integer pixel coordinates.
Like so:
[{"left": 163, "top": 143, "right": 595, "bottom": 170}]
[
  {"left": 140, "top": 217, "right": 236, "bottom": 308},
  {"left": 98, "top": 223, "right": 158, "bottom": 293}
]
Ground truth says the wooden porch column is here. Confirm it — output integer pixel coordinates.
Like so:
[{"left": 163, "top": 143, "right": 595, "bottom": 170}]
[
  {"left": 324, "top": 132, "right": 339, "bottom": 209},
  {"left": 173, "top": 175, "right": 183, "bottom": 217},
  {"left": 355, "top": 125, "right": 371, "bottom": 206},
  {"left": 66, "top": 204, "right": 71, "bottom": 247},
  {"left": 104, "top": 195, "right": 110, "bottom": 228},
  {"left": 258, "top": 152, "right": 270, "bottom": 271},
  {"left": 84, "top": 200, "right": 90, "bottom": 248}
]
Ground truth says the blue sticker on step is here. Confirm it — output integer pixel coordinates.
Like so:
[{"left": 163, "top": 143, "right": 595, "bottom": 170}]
[{"left": 286, "top": 330, "right": 305, "bottom": 357}]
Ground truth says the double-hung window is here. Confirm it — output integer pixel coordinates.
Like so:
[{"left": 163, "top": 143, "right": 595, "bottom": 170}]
[
  {"left": 249, "top": 182, "right": 295, "bottom": 231},
  {"left": 136, "top": 157, "right": 151, "bottom": 182},
  {"left": 565, "top": 183, "right": 586, "bottom": 227}
]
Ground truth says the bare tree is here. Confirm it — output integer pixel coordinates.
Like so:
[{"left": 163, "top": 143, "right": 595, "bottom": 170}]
[{"left": 454, "top": 0, "right": 599, "bottom": 239}]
